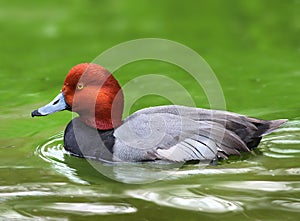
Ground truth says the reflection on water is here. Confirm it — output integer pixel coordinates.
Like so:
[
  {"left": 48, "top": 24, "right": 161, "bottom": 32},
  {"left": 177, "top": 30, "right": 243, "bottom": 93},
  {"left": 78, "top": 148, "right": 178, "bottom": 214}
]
[{"left": 89, "top": 160, "right": 183, "bottom": 184}]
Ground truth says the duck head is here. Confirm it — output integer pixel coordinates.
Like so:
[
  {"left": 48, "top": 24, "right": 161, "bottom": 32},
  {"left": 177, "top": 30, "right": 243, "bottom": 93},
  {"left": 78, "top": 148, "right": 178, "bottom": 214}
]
[{"left": 31, "top": 63, "right": 124, "bottom": 130}]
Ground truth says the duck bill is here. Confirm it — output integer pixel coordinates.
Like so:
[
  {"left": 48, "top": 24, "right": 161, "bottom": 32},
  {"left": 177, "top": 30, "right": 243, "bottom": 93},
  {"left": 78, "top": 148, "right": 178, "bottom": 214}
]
[{"left": 31, "top": 92, "right": 70, "bottom": 117}]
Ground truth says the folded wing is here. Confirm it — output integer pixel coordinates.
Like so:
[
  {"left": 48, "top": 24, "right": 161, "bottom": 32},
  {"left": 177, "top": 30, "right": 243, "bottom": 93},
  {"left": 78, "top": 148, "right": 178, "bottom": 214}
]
[{"left": 113, "top": 105, "right": 286, "bottom": 162}]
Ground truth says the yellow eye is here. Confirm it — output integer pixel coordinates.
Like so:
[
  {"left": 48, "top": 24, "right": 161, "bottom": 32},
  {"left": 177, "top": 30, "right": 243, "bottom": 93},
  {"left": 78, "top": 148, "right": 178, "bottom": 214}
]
[{"left": 77, "top": 83, "right": 84, "bottom": 90}]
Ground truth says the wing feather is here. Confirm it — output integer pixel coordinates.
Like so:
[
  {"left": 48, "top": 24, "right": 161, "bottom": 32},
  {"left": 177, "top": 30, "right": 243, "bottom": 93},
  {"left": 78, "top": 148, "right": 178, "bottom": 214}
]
[{"left": 113, "top": 105, "right": 285, "bottom": 162}]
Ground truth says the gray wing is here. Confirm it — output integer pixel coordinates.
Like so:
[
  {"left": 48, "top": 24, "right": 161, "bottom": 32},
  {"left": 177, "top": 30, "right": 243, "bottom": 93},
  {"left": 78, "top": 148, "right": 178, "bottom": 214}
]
[
  {"left": 113, "top": 105, "right": 286, "bottom": 162},
  {"left": 121, "top": 105, "right": 286, "bottom": 145},
  {"left": 113, "top": 105, "right": 262, "bottom": 162}
]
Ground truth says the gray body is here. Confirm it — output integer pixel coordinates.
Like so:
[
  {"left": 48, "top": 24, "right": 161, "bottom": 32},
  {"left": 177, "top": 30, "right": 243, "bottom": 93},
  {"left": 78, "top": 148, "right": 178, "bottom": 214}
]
[{"left": 64, "top": 105, "right": 286, "bottom": 162}]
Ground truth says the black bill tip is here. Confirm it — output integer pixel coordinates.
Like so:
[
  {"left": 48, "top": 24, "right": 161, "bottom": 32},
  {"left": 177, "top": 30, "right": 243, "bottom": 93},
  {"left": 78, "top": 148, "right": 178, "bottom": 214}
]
[{"left": 31, "top": 110, "right": 43, "bottom": 117}]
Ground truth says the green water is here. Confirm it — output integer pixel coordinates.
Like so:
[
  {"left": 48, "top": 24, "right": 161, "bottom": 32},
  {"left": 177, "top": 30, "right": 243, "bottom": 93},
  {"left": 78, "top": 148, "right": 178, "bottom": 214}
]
[{"left": 1, "top": 0, "right": 300, "bottom": 220}]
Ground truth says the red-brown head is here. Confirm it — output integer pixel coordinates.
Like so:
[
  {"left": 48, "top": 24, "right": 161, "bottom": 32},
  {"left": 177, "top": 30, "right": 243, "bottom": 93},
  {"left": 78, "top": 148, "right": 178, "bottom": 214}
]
[{"left": 32, "top": 63, "right": 124, "bottom": 130}]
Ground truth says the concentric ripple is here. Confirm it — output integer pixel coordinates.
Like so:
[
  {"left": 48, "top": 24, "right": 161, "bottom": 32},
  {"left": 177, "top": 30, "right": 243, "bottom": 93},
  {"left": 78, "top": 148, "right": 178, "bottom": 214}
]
[{"left": 35, "top": 131, "right": 89, "bottom": 184}]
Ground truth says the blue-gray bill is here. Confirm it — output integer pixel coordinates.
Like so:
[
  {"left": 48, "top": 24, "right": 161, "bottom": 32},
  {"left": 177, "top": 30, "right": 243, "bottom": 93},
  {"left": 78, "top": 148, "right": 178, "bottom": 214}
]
[{"left": 31, "top": 92, "right": 69, "bottom": 117}]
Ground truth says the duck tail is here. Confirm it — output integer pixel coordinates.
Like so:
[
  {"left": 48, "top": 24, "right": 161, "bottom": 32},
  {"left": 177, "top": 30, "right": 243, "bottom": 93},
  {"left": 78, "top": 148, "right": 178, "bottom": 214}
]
[
  {"left": 245, "top": 118, "right": 287, "bottom": 150},
  {"left": 262, "top": 119, "right": 288, "bottom": 135}
]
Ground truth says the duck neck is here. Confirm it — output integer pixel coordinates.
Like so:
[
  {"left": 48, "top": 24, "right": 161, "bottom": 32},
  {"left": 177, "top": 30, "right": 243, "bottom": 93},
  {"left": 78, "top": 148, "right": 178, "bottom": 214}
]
[
  {"left": 81, "top": 116, "right": 122, "bottom": 130},
  {"left": 79, "top": 88, "right": 124, "bottom": 130}
]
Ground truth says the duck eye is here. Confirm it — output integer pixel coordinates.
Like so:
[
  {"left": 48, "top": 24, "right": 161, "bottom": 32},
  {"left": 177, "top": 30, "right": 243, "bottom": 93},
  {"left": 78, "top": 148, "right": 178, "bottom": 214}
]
[{"left": 77, "top": 83, "right": 84, "bottom": 90}]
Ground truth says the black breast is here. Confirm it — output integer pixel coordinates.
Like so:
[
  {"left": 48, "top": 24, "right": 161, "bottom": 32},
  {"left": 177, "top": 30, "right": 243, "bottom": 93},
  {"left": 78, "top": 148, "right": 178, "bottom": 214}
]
[{"left": 63, "top": 117, "right": 115, "bottom": 161}]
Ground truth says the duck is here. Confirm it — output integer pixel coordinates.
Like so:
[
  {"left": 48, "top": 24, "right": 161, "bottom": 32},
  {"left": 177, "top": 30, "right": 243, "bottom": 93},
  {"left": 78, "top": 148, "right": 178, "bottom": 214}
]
[{"left": 31, "top": 63, "right": 286, "bottom": 162}]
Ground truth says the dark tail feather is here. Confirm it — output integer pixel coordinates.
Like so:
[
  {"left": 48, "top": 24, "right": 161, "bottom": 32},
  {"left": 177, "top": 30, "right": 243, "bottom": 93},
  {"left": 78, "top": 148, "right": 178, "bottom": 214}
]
[
  {"left": 262, "top": 119, "right": 287, "bottom": 135},
  {"left": 246, "top": 137, "right": 262, "bottom": 149},
  {"left": 246, "top": 119, "right": 287, "bottom": 150}
]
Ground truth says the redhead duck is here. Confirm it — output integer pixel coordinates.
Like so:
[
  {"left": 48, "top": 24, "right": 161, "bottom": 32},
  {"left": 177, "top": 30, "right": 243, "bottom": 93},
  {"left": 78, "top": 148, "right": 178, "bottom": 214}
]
[{"left": 32, "top": 63, "right": 286, "bottom": 162}]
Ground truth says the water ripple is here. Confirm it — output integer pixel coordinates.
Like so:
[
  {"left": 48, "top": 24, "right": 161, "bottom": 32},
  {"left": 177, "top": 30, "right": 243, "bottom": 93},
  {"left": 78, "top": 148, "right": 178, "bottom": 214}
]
[
  {"left": 261, "top": 120, "right": 300, "bottom": 159},
  {"left": 43, "top": 202, "right": 137, "bottom": 215},
  {"left": 35, "top": 132, "right": 89, "bottom": 185},
  {"left": 272, "top": 199, "right": 300, "bottom": 211},
  {"left": 126, "top": 185, "right": 243, "bottom": 213},
  {"left": 216, "top": 181, "right": 300, "bottom": 192},
  {"left": 0, "top": 182, "right": 109, "bottom": 199}
]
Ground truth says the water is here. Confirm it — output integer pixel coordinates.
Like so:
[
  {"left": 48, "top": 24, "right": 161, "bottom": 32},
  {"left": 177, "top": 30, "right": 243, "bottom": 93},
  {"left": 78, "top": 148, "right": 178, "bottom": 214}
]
[
  {"left": 1, "top": 120, "right": 300, "bottom": 220},
  {"left": 1, "top": 0, "right": 300, "bottom": 220}
]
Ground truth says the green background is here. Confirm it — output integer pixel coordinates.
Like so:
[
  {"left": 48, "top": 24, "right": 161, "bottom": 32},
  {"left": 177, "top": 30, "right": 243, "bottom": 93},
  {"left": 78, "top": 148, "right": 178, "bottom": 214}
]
[{"left": 1, "top": 0, "right": 299, "bottom": 220}]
